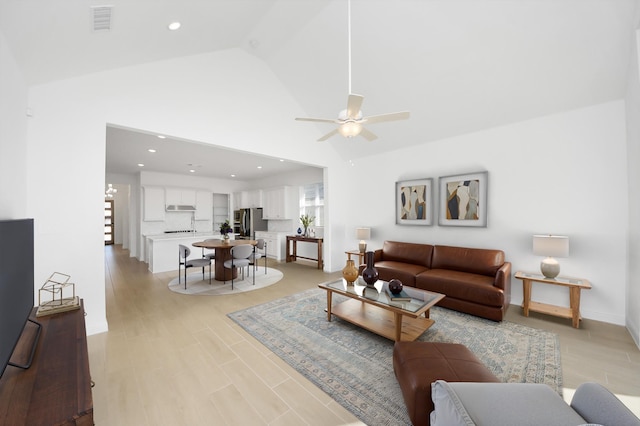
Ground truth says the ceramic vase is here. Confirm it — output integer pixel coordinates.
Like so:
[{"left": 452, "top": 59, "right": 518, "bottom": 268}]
[
  {"left": 361, "top": 251, "right": 379, "bottom": 287},
  {"left": 342, "top": 259, "right": 358, "bottom": 284},
  {"left": 223, "top": 234, "right": 230, "bottom": 244}
]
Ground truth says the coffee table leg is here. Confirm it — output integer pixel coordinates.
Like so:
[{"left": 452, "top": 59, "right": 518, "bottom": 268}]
[
  {"left": 394, "top": 312, "right": 402, "bottom": 341},
  {"left": 326, "top": 291, "right": 332, "bottom": 321}
]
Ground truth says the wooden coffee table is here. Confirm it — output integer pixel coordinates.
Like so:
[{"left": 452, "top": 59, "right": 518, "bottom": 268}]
[{"left": 318, "top": 279, "right": 445, "bottom": 342}]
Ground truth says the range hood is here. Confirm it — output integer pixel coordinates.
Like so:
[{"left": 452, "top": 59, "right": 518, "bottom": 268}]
[{"left": 166, "top": 204, "right": 196, "bottom": 212}]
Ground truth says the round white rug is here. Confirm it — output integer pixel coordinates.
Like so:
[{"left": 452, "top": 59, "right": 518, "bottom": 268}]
[{"left": 168, "top": 266, "right": 283, "bottom": 295}]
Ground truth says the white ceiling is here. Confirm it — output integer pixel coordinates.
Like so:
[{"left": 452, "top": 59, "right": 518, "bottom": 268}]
[{"left": 2, "top": 0, "right": 638, "bottom": 177}]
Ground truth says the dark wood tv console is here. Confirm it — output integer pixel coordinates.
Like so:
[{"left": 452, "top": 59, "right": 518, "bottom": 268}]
[{"left": 0, "top": 300, "right": 93, "bottom": 425}]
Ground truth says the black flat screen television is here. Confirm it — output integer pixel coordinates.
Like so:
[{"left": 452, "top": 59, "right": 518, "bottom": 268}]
[{"left": 0, "top": 218, "right": 35, "bottom": 378}]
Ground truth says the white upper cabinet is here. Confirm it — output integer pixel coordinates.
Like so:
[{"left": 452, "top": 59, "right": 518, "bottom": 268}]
[
  {"left": 234, "top": 189, "right": 263, "bottom": 209},
  {"left": 165, "top": 188, "right": 196, "bottom": 206},
  {"left": 263, "top": 186, "right": 297, "bottom": 220},
  {"left": 143, "top": 187, "right": 165, "bottom": 221},
  {"left": 195, "top": 191, "right": 213, "bottom": 220}
]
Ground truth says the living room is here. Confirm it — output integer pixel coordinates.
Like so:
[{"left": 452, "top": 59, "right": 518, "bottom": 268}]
[{"left": 0, "top": 1, "right": 639, "bottom": 424}]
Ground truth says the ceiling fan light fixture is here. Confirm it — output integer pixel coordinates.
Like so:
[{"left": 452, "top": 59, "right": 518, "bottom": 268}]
[{"left": 339, "top": 121, "right": 362, "bottom": 138}]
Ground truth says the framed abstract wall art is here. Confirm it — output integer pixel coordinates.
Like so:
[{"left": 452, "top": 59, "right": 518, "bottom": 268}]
[
  {"left": 396, "top": 178, "right": 433, "bottom": 225},
  {"left": 438, "top": 171, "right": 488, "bottom": 227}
]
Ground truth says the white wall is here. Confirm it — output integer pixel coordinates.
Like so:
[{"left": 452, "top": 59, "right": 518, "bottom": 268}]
[
  {"left": 20, "top": 44, "right": 633, "bottom": 335},
  {"left": 344, "top": 101, "right": 629, "bottom": 326},
  {"left": 624, "top": 30, "right": 640, "bottom": 346},
  {"left": 0, "top": 29, "right": 28, "bottom": 219},
  {"left": 25, "top": 49, "right": 342, "bottom": 335}
]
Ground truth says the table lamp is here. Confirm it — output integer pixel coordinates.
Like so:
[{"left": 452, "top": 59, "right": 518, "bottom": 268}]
[
  {"left": 356, "top": 227, "right": 371, "bottom": 253},
  {"left": 533, "top": 235, "right": 569, "bottom": 278}
]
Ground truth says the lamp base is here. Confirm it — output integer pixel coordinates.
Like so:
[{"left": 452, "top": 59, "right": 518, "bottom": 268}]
[
  {"left": 540, "top": 257, "right": 560, "bottom": 279},
  {"left": 359, "top": 242, "right": 367, "bottom": 253}
]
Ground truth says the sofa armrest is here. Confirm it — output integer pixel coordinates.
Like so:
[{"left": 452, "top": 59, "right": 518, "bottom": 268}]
[
  {"left": 373, "top": 248, "right": 383, "bottom": 262},
  {"left": 494, "top": 262, "right": 511, "bottom": 290},
  {"left": 570, "top": 382, "right": 640, "bottom": 426}
]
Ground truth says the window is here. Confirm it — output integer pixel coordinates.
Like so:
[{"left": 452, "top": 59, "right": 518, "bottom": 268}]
[{"left": 300, "top": 183, "right": 324, "bottom": 226}]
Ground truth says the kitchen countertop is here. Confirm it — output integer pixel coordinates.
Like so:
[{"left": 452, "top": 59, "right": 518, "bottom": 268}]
[{"left": 145, "top": 232, "right": 237, "bottom": 241}]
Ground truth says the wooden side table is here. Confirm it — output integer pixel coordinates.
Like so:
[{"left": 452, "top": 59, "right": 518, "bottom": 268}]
[
  {"left": 345, "top": 250, "right": 365, "bottom": 266},
  {"left": 514, "top": 271, "right": 592, "bottom": 328},
  {"left": 286, "top": 235, "right": 324, "bottom": 269}
]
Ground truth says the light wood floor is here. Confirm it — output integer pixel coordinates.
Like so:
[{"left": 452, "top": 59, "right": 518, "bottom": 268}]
[{"left": 89, "top": 245, "right": 640, "bottom": 425}]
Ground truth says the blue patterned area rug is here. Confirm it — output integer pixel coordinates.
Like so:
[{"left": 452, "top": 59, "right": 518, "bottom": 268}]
[{"left": 228, "top": 288, "right": 562, "bottom": 426}]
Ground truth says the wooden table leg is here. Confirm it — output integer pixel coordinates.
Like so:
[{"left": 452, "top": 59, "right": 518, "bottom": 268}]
[
  {"left": 570, "top": 287, "right": 581, "bottom": 328},
  {"left": 317, "top": 239, "right": 323, "bottom": 269},
  {"left": 326, "top": 291, "right": 333, "bottom": 321},
  {"left": 394, "top": 312, "right": 402, "bottom": 341},
  {"left": 522, "top": 279, "right": 532, "bottom": 316}
]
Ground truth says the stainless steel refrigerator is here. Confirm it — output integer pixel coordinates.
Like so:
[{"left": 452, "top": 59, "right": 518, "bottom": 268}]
[{"left": 237, "top": 208, "right": 268, "bottom": 239}]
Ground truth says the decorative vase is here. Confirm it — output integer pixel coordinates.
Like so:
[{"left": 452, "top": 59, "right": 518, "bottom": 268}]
[
  {"left": 342, "top": 259, "right": 358, "bottom": 284},
  {"left": 361, "top": 251, "right": 379, "bottom": 287},
  {"left": 223, "top": 234, "right": 230, "bottom": 244},
  {"left": 297, "top": 227, "right": 302, "bottom": 235},
  {"left": 304, "top": 227, "right": 308, "bottom": 237},
  {"left": 388, "top": 279, "right": 403, "bottom": 294}
]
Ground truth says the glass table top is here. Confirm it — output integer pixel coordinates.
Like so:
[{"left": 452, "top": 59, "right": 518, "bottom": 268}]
[{"left": 320, "top": 278, "right": 443, "bottom": 314}]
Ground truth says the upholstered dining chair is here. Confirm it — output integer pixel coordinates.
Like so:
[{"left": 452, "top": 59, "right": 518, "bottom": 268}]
[
  {"left": 223, "top": 244, "right": 254, "bottom": 289},
  {"left": 178, "top": 244, "right": 211, "bottom": 289},
  {"left": 249, "top": 238, "right": 267, "bottom": 274},
  {"left": 201, "top": 239, "right": 217, "bottom": 262}
]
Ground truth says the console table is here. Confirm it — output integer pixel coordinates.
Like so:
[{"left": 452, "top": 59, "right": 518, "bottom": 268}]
[
  {"left": 286, "top": 235, "right": 324, "bottom": 269},
  {"left": 0, "top": 301, "right": 93, "bottom": 425},
  {"left": 514, "top": 271, "right": 592, "bottom": 328}
]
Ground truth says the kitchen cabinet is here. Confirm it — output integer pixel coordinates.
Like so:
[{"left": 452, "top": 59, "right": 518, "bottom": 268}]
[
  {"left": 263, "top": 186, "right": 297, "bottom": 220},
  {"left": 255, "top": 231, "right": 286, "bottom": 261},
  {"left": 234, "top": 189, "right": 263, "bottom": 209},
  {"left": 212, "top": 193, "right": 230, "bottom": 228},
  {"left": 143, "top": 186, "right": 165, "bottom": 221},
  {"left": 195, "top": 191, "right": 213, "bottom": 220},
  {"left": 165, "top": 188, "right": 196, "bottom": 206}
]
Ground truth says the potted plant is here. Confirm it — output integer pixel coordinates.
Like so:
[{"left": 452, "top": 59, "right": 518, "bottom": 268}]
[
  {"left": 300, "top": 214, "right": 315, "bottom": 237},
  {"left": 219, "top": 220, "right": 233, "bottom": 242}
]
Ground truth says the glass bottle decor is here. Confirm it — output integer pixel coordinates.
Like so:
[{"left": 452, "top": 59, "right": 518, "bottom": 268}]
[
  {"left": 342, "top": 259, "right": 358, "bottom": 284},
  {"left": 361, "top": 251, "right": 379, "bottom": 287}
]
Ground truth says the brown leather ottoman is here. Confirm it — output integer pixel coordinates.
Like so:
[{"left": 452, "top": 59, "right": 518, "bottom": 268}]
[{"left": 393, "top": 341, "right": 500, "bottom": 426}]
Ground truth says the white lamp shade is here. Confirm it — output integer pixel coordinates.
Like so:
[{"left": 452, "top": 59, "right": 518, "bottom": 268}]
[
  {"left": 356, "top": 227, "right": 371, "bottom": 240},
  {"left": 532, "top": 235, "right": 569, "bottom": 258}
]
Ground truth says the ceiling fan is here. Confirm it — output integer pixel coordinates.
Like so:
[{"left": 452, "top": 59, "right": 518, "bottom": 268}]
[{"left": 295, "top": 0, "right": 410, "bottom": 142}]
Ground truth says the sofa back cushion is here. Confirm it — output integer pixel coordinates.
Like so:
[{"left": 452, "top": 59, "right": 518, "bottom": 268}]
[
  {"left": 431, "top": 245, "right": 505, "bottom": 276},
  {"left": 382, "top": 241, "right": 433, "bottom": 268}
]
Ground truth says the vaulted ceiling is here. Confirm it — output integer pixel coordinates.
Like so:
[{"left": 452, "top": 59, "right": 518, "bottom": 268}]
[{"left": 1, "top": 0, "right": 637, "bottom": 177}]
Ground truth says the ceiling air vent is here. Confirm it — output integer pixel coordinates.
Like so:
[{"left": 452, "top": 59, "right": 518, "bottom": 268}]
[{"left": 91, "top": 5, "right": 113, "bottom": 32}]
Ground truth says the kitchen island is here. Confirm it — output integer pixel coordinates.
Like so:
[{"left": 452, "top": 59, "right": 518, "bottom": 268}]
[{"left": 145, "top": 232, "right": 235, "bottom": 273}]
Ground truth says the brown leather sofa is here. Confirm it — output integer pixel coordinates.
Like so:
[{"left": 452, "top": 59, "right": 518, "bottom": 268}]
[{"left": 360, "top": 240, "right": 511, "bottom": 321}]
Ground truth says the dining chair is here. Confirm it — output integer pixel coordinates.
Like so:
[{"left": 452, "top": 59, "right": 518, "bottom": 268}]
[
  {"left": 178, "top": 244, "right": 211, "bottom": 289},
  {"left": 249, "top": 238, "right": 267, "bottom": 274},
  {"left": 223, "top": 244, "right": 254, "bottom": 289},
  {"left": 201, "top": 239, "right": 217, "bottom": 262}
]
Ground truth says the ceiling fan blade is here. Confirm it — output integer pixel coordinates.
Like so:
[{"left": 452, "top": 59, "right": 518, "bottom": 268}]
[
  {"left": 295, "top": 117, "right": 339, "bottom": 124},
  {"left": 318, "top": 128, "right": 340, "bottom": 142},
  {"left": 346, "top": 94, "right": 364, "bottom": 119},
  {"left": 360, "top": 127, "right": 378, "bottom": 141},
  {"left": 363, "top": 111, "right": 410, "bottom": 124}
]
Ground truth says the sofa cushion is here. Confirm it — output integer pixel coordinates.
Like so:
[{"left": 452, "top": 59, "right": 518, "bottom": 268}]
[
  {"left": 431, "top": 381, "right": 588, "bottom": 426},
  {"left": 431, "top": 245, "right": 505, "bottom": 276},
  {"left": 374, "top": 260, "right": 427, "bottom": 287},
  {"left": 382, "top": 240, "right": 433, "bottom": 268},
  {"left": 416, "top": 269, "right": 505, "bottom": 307}
]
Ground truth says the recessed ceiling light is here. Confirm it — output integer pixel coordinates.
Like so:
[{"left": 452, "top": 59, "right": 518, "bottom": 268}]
[
  {"left": 148, "top": 149, "right": 156, "bottom": 153},
  {"left": 137, "top": 163, "right": 144, "bottom": 167},
  {"left": 279, "top": 159, "right": 284, "bottom": 162},
  {"left": 257, "top": 166, "right": 262, "bottom": 169},
  {"left": 230, "top": 174, "right": 236, "bottom": 178},
  {"left": 157, "top": 135, "right": 166, "bottom": 139},
  {"left": 189, "top": 170, "right": 195, "bottom": 173},
  {"left": 168, "top": 22, "right": 181, "bottom": 31}
]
